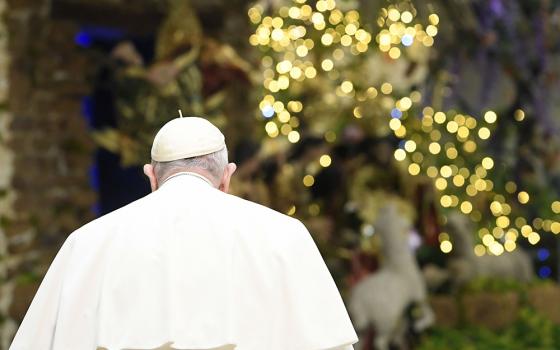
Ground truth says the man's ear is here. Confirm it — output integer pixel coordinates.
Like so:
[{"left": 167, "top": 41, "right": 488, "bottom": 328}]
[
  {"left": 143, "top": 164, "right": 158, "bottom": 192},
  {"left": 219, "top": 163, "right": 237, "bottom": 193}
]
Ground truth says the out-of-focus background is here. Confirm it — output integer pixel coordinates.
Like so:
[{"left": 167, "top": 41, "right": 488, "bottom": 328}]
[{"left": 1, "top": 0, "right": 560, "bottom": 349}]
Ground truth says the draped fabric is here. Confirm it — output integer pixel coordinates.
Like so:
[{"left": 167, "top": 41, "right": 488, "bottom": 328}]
[{"left": 10, "top": 174, "right": 358, "bottom": 350}]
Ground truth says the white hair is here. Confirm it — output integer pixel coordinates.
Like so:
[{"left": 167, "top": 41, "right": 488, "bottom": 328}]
[{"left": 152, "top": 147, "right": 228, "bottom": 184}]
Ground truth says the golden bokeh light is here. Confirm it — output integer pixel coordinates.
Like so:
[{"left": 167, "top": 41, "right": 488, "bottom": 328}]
[
  {"left": 478, "top": 127, "right": 491, "bottom": 140},
  {"left": 552, "top": 201, "right": 560, "bottom": 214},
  {"left": 528, "top": 231, "right": 541, "bottom": 245},
  {"left": 460, "top": 201, "right": 473, "bottom": 214},
  {"left": 474, "top": 244, "right": 486, "bottom": 256},
  {"left": 408, "top": 163, "right": 421, "bottom": 176},
  {"left": 518, "top": 191, "right": 530, "bottom": 204},
  {"left": 394, "top": 148, "right": 406, "bottom": 161},
  {"left": 319, "top": 154, "right": 332, "bottom": 167},
  {"left": 287, "top": 130, "right": 300, "bottom": 143},
  {"left": 514, "top": 109, "right": 525, "bottom": 121},
  {"left": 481, "top": 157, "right": 494, "bottom": 170},
  {"left": 483, "top": 111, "right": 497, "bottom": 124},
  {"left": 303, "top": 174, "right": 315, "bottom": 187},
  {"left": 440, "top": 240, "right": 452, "bottom": 253}
]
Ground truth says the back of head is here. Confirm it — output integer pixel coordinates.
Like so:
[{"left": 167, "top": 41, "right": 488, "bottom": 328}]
[{"left": 146, "top": 116, "right": 235, "bottom": 190}]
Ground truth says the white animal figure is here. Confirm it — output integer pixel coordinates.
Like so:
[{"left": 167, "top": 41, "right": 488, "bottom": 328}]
[
  {"left": 349, "top": 203, "right": 434, "bottom": 350},
  {"left": 446, "top": 212, "right": 534, "bottom": 288}
]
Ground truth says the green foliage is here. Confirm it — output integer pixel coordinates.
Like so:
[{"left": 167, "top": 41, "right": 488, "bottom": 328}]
[
  {"left": 419, "top": 308, "right": 560, "bottom": 350},
  {"left": 460, "top": 277, "right": 527, "bottom": 294},
  {"left": 459, "top": 277, "right": 554, "bottom": 298}
]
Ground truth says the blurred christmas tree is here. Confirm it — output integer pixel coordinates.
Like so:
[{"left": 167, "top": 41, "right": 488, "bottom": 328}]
[{"left": 248, "top": 0, "right": 560, "bottom": 257}]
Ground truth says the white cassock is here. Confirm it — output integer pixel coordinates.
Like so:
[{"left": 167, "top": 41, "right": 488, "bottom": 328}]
[{"left": 10, "top": 172, "right": 358, "bottom": 350}]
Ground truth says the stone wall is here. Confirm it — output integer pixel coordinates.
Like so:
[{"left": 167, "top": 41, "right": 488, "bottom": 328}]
[
  {"left": 0, "top": 0, "right": 96, "bottom": 346},
  {"left": 0, "top": 0, "right": 15, "bottom": 345}
]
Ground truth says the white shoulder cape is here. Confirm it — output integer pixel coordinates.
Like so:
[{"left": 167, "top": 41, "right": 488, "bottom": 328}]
[{"left": 10, "top": 174, "right": 358, "bottom": 350}]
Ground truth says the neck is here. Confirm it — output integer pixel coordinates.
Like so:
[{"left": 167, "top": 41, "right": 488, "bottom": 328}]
[{"left": 161, "top": 170, "right": 216, "bottom": 188}]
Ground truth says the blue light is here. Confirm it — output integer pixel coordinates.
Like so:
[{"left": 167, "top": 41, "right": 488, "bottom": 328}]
[
  {"left": 537, "top": 248, "right": 550, "bottom": 261},
  {"left": 81, "top": 96, "right": 94, "bottom": 128},
  {"left": 75, "top": 26, "right": 126, "bottom": 48},
  {"left": 401, "top": 34, "right": 414, "bottom": 47},
  {"left": 91, "top": 202, "right": 101, "bottom": 216},
  {"left": 398, "top": 140, "right": 406, "bottom": 149},
  {"left": 89, "top": 164, "right": 100, "bottom": 191},
  {"left": 262, "top": 105, "right": 275, "bottom": 118},
  {"left": 75, "top": 31, "right": 92, "bottom": 47},
  {"left": 391, "top": 108, "right": 403, "bottom": 119},
  {"left": 539, "top": 266, "right": 552, "bottom": 278}
]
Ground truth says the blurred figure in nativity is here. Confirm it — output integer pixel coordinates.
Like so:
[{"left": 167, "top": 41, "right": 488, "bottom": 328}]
[{"left": 94, "top": 0, "right": 251, "bottom": 166}]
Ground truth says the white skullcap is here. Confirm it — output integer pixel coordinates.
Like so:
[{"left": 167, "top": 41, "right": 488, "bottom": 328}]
[{"left": 151, "top": 116, "right": 226, "bottom": 162}]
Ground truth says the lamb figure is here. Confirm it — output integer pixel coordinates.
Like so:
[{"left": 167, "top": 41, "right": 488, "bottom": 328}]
[
  {"left": 446, "top": 212, "right": 534, "bottom": 288},
  {"left": 349, "top": 202, "right": 434, "bottom": 350}
]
